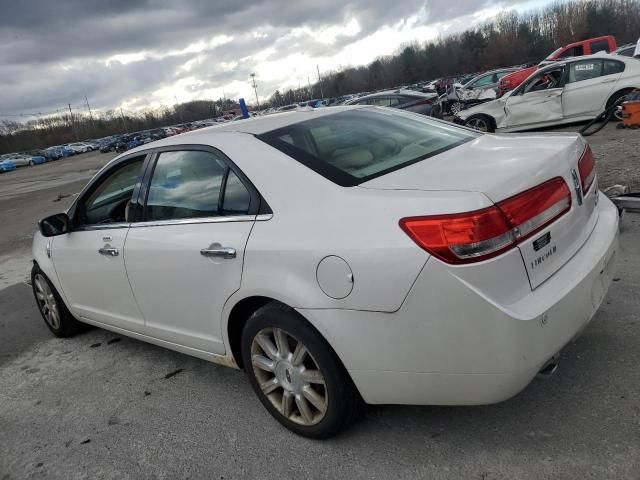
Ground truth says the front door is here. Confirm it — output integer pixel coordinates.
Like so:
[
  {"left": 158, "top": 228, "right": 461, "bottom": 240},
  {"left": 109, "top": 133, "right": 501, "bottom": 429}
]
[
  {"left": 503, "top": 66, "right": 565, "bottom": 129},
  {"left": 124, "top": 148, "right": 256, "bottom": 354},
  {"left": 53, "top": 155, "right": 147, "bottom": 330}
]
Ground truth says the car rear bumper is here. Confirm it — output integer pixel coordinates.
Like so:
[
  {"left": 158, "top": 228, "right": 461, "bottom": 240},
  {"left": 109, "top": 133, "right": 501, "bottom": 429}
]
[{"left": 299, "top": 192, "right": 619, "bottom": 405}]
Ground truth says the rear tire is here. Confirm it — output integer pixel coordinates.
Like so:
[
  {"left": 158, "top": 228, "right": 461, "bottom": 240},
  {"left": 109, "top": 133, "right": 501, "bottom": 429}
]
[
  {"left": 465, "top": 114, "right": 495, "bottom": 132},
  {"left": 241, "top": 302, "right": 362, "bottom": 439},
  {"left": 607, "top": 89, "right": 633, "bottom": 122},
  {"left": 31, "top": 266, "right": 83, "bottom": 338}
]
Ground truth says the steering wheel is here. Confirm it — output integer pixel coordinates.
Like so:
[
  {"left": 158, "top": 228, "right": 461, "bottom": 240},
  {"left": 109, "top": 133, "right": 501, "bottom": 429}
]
[{"left": 370, "top": 136, "right": 401, "bottom": 159}]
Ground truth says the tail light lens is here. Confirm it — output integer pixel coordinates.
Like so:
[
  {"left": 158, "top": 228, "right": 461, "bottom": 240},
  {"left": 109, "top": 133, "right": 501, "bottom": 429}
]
[
  {"left": 578, "top": 146, "right": 596, "bottom": 194},
  {"left": 400, "top": 177, "right": 571, "bottom": 264}
]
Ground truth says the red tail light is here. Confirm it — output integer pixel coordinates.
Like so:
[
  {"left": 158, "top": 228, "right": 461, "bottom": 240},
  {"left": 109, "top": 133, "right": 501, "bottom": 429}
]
[
  {"left": 578, "top": 146, "right": 596, "bottom": 194},
  {"left": 400, "top": 177, "right": 571, "bottom": 264}
]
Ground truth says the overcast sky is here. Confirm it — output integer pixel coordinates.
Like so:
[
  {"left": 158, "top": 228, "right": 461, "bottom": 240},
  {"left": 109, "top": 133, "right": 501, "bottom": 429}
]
[{"left": 0, "top": 0, "right": 553, "bottom": 119}]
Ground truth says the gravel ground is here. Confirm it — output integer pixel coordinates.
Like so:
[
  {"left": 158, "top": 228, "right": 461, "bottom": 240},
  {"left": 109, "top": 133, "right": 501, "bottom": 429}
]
[{"left": 0, "top": 127, "right": 639, "bottom": 479}]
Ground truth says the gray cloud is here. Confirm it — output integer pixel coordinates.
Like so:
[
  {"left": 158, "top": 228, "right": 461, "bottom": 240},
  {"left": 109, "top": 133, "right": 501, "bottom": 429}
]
[{"left": 0, "top": 0, "right": 531, "bottom": 118}]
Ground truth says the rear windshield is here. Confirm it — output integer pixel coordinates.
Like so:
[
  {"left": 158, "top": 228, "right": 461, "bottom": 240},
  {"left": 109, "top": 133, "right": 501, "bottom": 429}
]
[{"left": 256, "top": 108, "right": 478, "bottom": 186}]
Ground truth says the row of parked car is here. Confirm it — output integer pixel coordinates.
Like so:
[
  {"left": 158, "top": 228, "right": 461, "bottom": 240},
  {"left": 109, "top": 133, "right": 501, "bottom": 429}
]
[
  {"left": 0, "top": 121, "right": 226, "bottom": 173},
  {"left": 0, "top": 141, "right": 102, "bottom": 173},
  {"left": 252, "top": 34, "right": 638, "bottom": 134},
  {"left": 3, "top": 34, "right": 635, "bottom": 173}
]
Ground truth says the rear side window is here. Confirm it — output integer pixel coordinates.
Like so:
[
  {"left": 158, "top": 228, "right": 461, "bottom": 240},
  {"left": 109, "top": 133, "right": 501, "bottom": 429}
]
[
  {"left": 590, "top": 40, "right": 610, "bottom": 53},
  {"left": 568, "top": 60, "right": 603, "bottom": 83},
  {"left": 145, "top": 150, "right": 251, "bottom": 221},
  {"left": 257, "top": 108, "right": 478, "bottom": 187}
]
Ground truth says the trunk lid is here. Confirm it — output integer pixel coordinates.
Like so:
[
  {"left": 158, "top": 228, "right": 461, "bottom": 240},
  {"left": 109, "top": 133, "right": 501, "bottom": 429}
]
[{"left": 362, "top": 132, "right": 599, "bottom": 289}]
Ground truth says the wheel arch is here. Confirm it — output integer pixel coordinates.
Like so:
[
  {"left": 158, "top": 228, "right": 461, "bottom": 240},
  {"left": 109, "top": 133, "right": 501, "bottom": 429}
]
[
  {"left": 465, "top": 113, "right": 496, "bottom": 132},
  {"left": 226, "top": 295, "right": 275, "bottom": 369},
  {"left": 225, "top": 295, "right": 353, "bottom": 378},
  {"left": 606, "top": 87, "right": 636, "bottom": 108}
]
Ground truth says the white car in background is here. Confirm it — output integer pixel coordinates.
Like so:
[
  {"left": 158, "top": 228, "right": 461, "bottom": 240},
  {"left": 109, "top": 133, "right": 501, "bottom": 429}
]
[
  {"left": 32, "top": 107, "right": 618, "bottom": 438},
  {"left": 67, "top": 142, "right": 93, "bottom": 153},
  {"left": 456, "top": 52, "right": 640, "bottom": 132}
]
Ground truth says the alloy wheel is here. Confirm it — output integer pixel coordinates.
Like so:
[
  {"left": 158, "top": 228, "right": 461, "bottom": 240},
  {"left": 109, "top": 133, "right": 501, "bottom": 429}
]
[
  {"left": 466, "top": 117, "right": 489, "bottom": 132},
  {"left": 34, "top": 274, "right": 60, "bottom": 330},
  {"left": 450, "top": 102, "right": 462, "bottom": 115},
  {"left": 250, "top": 327, "right": 328, "bottom": 426}
]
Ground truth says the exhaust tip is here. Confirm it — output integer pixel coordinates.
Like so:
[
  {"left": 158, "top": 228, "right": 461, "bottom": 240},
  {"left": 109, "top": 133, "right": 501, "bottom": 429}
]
[{"left": 537, "top": 356, "right": 559, "bottom": 379}]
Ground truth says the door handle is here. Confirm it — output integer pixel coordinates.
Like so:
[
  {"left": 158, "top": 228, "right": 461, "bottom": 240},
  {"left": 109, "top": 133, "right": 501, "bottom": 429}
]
[
  {"left": 98, "top": 246, "right": 119, "bottom": 257},
  {"left": 600, "top": 78, "right": 616, "bottom": 83},
  {"left": 200, "top": 247, "right": 236, "bottom": 259}
]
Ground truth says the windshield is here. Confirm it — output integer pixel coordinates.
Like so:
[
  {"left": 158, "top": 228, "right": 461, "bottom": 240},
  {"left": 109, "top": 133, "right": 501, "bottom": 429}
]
[{"left": 257, "top": 107, "right": 478, "bottom": 186}]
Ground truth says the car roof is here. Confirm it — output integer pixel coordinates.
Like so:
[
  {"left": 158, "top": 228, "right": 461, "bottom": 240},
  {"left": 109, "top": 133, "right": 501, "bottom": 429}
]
[
  {"left": 126, "top": 106, "right": 367, "bottom": 151},
  {"left": 536, "top": 51, "right": 633, "bottom": 73}
]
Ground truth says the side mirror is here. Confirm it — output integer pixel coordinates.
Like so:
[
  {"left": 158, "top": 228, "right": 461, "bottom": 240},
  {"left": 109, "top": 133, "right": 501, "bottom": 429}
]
[{"left": 39, "top": 213, "right": 70, "bottom": 237}]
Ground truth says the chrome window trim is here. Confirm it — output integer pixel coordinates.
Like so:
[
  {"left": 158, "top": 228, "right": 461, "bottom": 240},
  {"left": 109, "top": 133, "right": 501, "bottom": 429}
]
[
  {"left": 129, "top": 213, "right": 272, "bottom": 228},
  {"left": 74, "top": 214, "right": 272, "bottom": 231},
  {"left": 76, "top": 222, "right": 130, "bottom": 232}
]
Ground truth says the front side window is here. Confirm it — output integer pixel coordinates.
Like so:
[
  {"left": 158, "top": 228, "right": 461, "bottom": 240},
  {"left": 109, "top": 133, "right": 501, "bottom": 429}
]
[
  {"left": 80, "top": 157, "right": 145, "bottom": 226},
  {"left": 521, "top": 67, "right": 564, "bottom": 94},
  {"left": 472, "top": 74, "right": 495, "bottom": 87},
  {"left": 567, "top": 60, "right": 603, "bottom": 83},
  {"left": 257, "top": 108, "right": 478, "bottom": 186},
  {"left": 145, "top": 150, "right": 251, "bottom": 221}
]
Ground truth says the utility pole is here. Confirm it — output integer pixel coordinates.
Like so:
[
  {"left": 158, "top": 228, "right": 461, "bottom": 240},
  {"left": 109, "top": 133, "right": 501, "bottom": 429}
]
[
  {"left": 317, "top": 65, "right": 324, "bottom": 99},
  {"left": 84, "top": 95, "right": 96, "bottom": 135},
  {"left": 119, "top": 107, "right": 127, "bottom": 131},
  {"left": 250, "top": 73, "right": 260, "bottom": 110},
  {"left": 68, "top": 104, "right": 79, "bottom": 141},
  {"left": 174, "top": 95, "right": 184, "bottom": 123}
]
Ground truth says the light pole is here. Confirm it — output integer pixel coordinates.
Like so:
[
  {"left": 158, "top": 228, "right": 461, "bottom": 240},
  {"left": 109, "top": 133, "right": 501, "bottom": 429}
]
[{"left": 250, "top": 73, "right": 260, "bottom": 110}]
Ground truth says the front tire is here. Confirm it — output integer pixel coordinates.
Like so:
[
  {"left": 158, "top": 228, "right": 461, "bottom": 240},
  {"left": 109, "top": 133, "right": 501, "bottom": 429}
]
[
  {"left": 450, "top": 101, "right": 463, "bottom": 115},
  {"left": 465, "top": 114, "right": 495, "bottom": 132},
  {"left": 241, "top": 302, "right": 361, "bottom": 439},
  {"left": 31, "top": 266, "right": 82, "bottom": 337}
]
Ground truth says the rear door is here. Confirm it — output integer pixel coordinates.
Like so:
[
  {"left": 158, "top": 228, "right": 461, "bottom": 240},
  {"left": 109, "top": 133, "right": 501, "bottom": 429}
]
[
  {"left": 562, "top": 59, "right": 624, "bottom": 117},
  {"left": 124, "top": 147, "right": 259, "bottom": 354}
]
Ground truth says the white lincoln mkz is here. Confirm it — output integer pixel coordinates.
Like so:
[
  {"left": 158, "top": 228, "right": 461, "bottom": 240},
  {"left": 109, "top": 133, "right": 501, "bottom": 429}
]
[{"left": 32, "top": 106, "right": 618, "bottom": 438}]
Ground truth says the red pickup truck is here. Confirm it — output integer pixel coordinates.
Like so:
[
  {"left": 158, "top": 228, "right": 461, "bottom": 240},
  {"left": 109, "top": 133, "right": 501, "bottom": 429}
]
[{"left": 498, "top": 35, "right": 618, "bottom": 95}]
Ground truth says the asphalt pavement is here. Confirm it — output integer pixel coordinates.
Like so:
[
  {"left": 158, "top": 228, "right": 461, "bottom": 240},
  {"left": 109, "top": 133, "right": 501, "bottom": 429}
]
[{"left": 1, "top": 140, "right": 639, "bottom": 479}]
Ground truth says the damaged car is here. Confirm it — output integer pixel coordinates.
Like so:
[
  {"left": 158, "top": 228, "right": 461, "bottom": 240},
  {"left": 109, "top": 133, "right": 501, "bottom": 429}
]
[
  {"left": 456, "top": 53, "right": 640, "bottom": 132},
  {"left": 445, "top": 68, "right": 519, "bottom": 115}
]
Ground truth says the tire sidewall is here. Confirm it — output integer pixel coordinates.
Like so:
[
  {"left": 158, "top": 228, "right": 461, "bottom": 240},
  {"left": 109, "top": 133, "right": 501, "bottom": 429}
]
[
  {"left": 31, "top": 266, "right": 78, "bottom": 337},
  {"left": 241, "top": 304, "right": 355, "bottom": 439}
]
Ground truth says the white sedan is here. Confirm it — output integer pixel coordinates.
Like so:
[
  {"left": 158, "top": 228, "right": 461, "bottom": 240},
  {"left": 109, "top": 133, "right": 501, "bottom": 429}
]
[
  {"left": 32, "top": 106, "right": 618, "bottom": 438},
  {"left": 456, "top": 52, "right": 640, "bottom": 132},
  {"left": 67, "top": 143, "right": 93, "bottom": 153}
]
